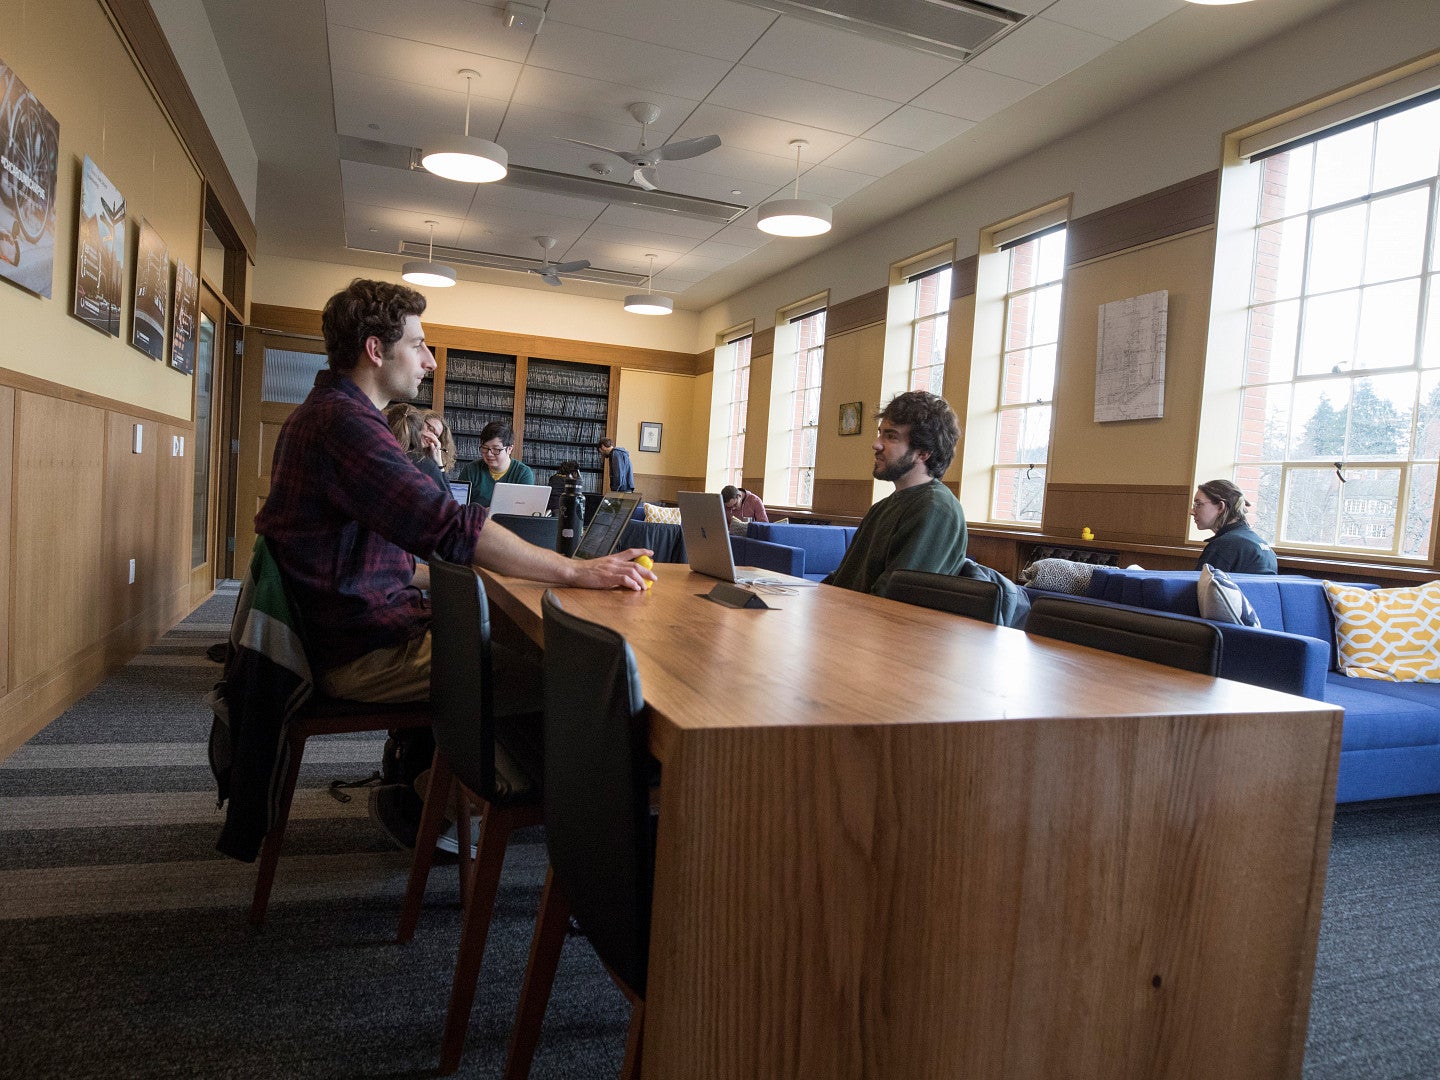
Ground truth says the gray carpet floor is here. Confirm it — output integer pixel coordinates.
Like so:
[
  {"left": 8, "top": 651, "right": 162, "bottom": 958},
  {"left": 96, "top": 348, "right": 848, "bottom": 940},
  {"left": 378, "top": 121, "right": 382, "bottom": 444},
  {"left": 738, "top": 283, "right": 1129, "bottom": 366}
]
[{"left": 2, "top": 584, "right": 1440, "bottom": 1078}]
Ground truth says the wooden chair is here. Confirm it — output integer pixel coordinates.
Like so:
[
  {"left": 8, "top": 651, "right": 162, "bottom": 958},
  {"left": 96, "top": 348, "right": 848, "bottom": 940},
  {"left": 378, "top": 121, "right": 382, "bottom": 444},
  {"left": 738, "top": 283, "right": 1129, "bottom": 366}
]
[
  {"left": 1026, "top": 594, "right": 1223, "bottom": 675},
  {"left": 881, "top": 569, "right": 1003, "bottom": 624},
  {"left": 503, "top": 590, "right": 655, "bottom": 1080},
  {"left": 398, "top": 559, "right": 544, "bottom": 1076}
]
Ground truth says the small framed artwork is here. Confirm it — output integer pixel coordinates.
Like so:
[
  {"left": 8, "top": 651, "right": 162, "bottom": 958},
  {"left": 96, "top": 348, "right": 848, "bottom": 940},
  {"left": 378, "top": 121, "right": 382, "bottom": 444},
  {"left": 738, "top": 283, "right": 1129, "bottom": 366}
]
[
  {"left": 839, "top": 400, "right": 863, "bottom": 436},
  {"left": 171, "top": 259, "right": 199, "bottom": 375},
  {"left": 74, "top": 155, "right": 126, "bottom": 336},
  {"left": 639, "top": 421, "right": 662, "bottom": 452}
]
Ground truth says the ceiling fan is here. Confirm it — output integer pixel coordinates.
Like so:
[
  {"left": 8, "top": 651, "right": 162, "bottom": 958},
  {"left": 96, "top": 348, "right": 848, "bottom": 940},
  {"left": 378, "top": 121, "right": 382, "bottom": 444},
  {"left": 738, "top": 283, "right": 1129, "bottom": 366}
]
[
  {"left": 526, "top": 235, "right": 590, "bottom": 286},
  {"left": 561, "top": 101, "right": 721, "bottom": 191}
]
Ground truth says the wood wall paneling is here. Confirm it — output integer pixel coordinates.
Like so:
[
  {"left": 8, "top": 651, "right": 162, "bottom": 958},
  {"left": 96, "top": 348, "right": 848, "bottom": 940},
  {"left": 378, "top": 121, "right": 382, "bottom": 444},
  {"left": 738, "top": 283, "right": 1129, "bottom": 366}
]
[
  {"left": 1066, "top": 172, "right": 1219, "bottom": 267},
  {"left": 951, "top": 254, "right": 979, "bottom": 300},
  {"left": 102, "top": 412, "right": 159, "bottom": 637},
  {"left": 632, "top": 474, "right": 706, "bottom": 505},
  {"left": 826, "top": 287, "right": 887, "bottom": 339},
  {"left": 810, "top": 478, "right": 875, "bottom": 518},
  {"left": 1042, "top": 483, "right": 1192, "bottom": 546},
  {"left": 696, "top": 348, "right": 715, "bottom": 376},
  {"left": 751, "top": 327, "right": 775, "bottom": 358},
  {"left": 0, "top": 386, "right": 12, "bottom": 697}
]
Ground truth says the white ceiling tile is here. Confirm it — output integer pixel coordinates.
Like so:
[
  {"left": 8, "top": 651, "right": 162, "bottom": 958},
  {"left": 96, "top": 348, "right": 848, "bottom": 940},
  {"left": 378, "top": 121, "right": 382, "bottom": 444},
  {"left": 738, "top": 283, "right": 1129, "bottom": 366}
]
[
  {"left": 326, "top": 0, "right": 533, "bottom": 63},
  {"left": 862, "top": 108, "right": 976, "bottom": 153},
  {"left": 565, "top": 237, "right": 696, "bottom": 272},
  {"left": 1042, "top": 0, "right": 1187, "bottom": 42},
  {"left": 467, "top": 180, "right": 607, "bottom": 221},
  {"left": 575, "top": 223, "right": 698, "bottom": 257},
  {"left": 670, "top": 104, "right": 852, "bottom": 161},
  {"left": 595, "top": 204, "right": 725, "bottom": 240},
  {"left": 510, "top": 68, "right": 699, "bottom": 136},
  {"left": 340, "top": 159, "right": 480, "bottom": 218},
  {"left": 911, "top": 64, "right": 1039, "bottom": 122},
  {"left": 707, "top": 66, "right": 898, "bottom": 137},
  {"left": 818, "top": 138, "right": 924, "bottom": 178},
  {"left": 456, "top": 219, "right": 590, "bottom": 256},
  {"left": 662, "top": 143, "right": 797, "bottom": 192},
  {"left": 795, "top": 165, "right": 878, "bottom": 200},
  {"left": 333, "top": 69, "right": 510, "bottom": 147},
  {"left": 740, "top": 16, "right": 958, "bottom": 103},
  {"left": 968, "top": 17, "right": 1114, "bottom": 85},
  {"left": 327, "top": 25, "right": 522, "bottom": 99},
  {"left": 527, "top": 21, "right": 734, "bottom": 101},
  {"left": 344, "top": 204, "right": 469, "bottom": 254},
  {"left": 544, "top": 0, "right": 775, "bottom": 61}
]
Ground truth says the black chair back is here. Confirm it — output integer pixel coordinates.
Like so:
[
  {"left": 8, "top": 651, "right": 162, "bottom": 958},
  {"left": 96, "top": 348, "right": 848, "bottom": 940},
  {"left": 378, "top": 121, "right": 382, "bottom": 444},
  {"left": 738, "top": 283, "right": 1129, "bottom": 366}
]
[
  {"left": 1026, "top": 595, "right": 1222, "bottom": 676},
  {"left": 491, "top": 513, "right": 560, "bottom": 549},
  {"left": 882, "top": 569, "right": 1003, "bottom": 624},
  {"left": 428, "top": 559, "right": 541, "bottom": 801},
  {"left": 540, "top": 590, "right": 653, "bottom": 995}
]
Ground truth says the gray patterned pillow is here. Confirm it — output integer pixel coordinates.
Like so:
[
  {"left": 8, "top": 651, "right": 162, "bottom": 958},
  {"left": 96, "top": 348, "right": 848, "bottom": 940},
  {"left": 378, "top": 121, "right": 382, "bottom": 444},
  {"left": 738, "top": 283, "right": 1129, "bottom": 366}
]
[{"left": 1019, "top": 558, "right": 1095, "bottom": 595}]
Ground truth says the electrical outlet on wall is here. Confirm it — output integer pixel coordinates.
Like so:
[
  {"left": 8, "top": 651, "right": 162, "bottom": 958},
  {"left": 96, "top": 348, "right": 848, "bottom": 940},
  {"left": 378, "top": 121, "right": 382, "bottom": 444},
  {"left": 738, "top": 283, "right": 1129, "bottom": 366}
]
[
  {"left": 132, "top": 424, "right": 143, "bottom": 454},
  {"left": 128, "top": 558, "right": 136, "bottom": 585}
]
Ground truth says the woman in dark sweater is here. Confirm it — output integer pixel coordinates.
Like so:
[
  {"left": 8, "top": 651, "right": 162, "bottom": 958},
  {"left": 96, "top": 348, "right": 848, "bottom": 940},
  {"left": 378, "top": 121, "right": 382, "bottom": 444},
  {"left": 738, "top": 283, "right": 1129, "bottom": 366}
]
[
  {"left": 1192, "top": 479, "right": 1277, "bottom": 574},
  {"left": 385, "top": 403, "right": 452, "bottom": 497}
]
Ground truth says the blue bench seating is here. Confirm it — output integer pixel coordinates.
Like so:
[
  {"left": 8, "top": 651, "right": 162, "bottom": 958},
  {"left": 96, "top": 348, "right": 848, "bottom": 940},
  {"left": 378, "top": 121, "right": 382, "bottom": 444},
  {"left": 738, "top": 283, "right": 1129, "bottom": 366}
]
[
  {"left": 1075, "top": 567, "right": 1440, "bottom": 803},
  {"left": 615, "top": 520, "right": 804, "bottom": 578},
  {"left": 745, "top": 523, "right": 857, "bottom": 582}
]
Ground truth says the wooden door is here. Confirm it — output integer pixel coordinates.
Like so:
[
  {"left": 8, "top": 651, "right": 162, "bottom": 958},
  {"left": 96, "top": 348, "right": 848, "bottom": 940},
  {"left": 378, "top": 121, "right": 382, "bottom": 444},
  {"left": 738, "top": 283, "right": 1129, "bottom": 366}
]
[{"left": 233, "top": 327, "right": 327, "bottom": 569}]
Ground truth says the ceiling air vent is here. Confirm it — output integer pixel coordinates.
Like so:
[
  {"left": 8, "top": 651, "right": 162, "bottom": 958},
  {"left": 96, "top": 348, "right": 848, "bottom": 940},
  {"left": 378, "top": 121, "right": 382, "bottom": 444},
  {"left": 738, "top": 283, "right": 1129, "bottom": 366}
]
[
  {"left": 386, "top": 242, "right": 649, "bottom": 289},
  {"left": 732, "top": 0, "right": 1026, "bottom": 61}
]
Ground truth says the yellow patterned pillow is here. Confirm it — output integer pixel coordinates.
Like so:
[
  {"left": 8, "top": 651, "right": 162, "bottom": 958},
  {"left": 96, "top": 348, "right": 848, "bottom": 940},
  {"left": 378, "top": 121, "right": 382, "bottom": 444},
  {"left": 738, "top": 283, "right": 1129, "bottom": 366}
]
[
  {"left": 1323, "top": 580, "right": 1440, "bottom": 682},
  {"left": 643, "top": 503, "right": 682, "bottom": 525}
]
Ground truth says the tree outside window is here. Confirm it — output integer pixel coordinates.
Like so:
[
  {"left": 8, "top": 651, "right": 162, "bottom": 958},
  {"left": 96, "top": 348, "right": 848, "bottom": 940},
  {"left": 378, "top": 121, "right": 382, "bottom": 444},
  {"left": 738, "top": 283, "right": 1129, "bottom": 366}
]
[
  {"left": 908, "top": 265, "right": 951, "bottom": 394},
  {"left": 787, "top": 310, "right": 826, "bottom": 507},
  {"left": 720, "top": 334, "right": 752, "bottom": 488}
]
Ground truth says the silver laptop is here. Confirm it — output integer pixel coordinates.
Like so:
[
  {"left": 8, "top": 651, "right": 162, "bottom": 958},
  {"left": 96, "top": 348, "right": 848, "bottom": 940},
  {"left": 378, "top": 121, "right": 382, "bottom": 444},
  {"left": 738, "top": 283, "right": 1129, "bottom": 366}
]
[
  {"left": 490, "top": 482, "right": 552, "bottom": 516},
  {"left": 677, "top": 491, "right": 817, "bottom": 586}
]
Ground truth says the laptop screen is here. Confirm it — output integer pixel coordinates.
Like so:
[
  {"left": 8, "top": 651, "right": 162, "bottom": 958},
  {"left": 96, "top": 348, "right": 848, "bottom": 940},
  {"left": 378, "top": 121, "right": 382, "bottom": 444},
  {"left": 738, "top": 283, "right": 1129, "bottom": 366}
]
[
  {"left": 448, "top": 480, "right": 471, "bottom": 505},
  {"left": 574, "top": 494, "right": 641, "bottom": 559},
  {"left": 490, "top": 482, "right": 553, "bottom": 517}
]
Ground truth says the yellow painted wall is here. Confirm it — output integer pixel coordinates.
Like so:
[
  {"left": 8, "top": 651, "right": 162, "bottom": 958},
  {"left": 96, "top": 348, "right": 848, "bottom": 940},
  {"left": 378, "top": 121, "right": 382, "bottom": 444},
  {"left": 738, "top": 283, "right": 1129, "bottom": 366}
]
[
  {"left": 817, "top": 325, "right": 885, "bottom": 493},
  {"left": 615, "top": 369, "right": 705, "bottom": 480},
  {"left": 0, "top": 0, "right": 203, "bottom": 419}
]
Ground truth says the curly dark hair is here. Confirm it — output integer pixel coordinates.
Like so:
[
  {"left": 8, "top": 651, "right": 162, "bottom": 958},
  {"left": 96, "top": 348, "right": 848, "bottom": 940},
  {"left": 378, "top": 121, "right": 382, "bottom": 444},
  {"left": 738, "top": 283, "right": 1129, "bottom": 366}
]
[
  {"left": 878, "top": 391, "right": 961, "bottom": 478},
  {"left": 321, "top": 279, "right": 427, "bottom": 372}
]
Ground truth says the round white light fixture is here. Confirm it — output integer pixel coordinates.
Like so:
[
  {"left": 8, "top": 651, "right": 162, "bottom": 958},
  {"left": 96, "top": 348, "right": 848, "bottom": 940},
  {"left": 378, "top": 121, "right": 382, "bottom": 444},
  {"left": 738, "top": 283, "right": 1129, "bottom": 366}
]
[
  {"left": 758, "top": 140, "right": 832, "bottom": 237},
  {"left": 401, "top": 221, "right": 457, "bottom": 288},
  {"left": 623, "top": 254, "right": 673, "bottom": 315},
  {"left": 421, "top": 69, "right": 508, "bottom": 183}
]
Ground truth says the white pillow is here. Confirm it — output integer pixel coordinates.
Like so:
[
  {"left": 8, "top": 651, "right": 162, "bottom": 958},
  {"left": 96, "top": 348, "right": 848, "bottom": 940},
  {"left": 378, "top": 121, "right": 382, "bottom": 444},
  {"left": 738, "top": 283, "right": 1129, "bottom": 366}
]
[
  {"left": 1198, "top": 565, "right": 1261, "bottom": 627},
  {"left": 728, "top": 515, "right": 750, "bottom": 537}
]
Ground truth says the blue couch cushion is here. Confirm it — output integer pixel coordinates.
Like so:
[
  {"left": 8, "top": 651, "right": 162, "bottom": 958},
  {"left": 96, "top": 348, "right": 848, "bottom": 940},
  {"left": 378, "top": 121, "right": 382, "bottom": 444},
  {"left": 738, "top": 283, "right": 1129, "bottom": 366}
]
[
  {"left": 746, "top": 523, "right": 855, "bottom": 579},
  {"left": 1325, "top": 673, "right": 1440, "bottom": 751}
]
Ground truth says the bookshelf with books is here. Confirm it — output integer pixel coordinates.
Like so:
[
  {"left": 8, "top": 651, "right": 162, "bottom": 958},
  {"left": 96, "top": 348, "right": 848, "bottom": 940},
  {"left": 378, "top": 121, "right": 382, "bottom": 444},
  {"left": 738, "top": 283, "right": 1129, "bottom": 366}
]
[
  {"left": 523, "top": 359, "right": 611, "bottom": 495},
  {"left": 437, "top": 350, "right": 518, "bottom": 463}
]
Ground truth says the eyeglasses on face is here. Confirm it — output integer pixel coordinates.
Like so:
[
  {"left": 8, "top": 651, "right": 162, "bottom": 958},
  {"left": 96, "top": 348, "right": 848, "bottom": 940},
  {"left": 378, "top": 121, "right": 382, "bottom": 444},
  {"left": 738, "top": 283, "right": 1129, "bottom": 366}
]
[{"left": 480, "top": 443, "right": 510, "bottom": 456}]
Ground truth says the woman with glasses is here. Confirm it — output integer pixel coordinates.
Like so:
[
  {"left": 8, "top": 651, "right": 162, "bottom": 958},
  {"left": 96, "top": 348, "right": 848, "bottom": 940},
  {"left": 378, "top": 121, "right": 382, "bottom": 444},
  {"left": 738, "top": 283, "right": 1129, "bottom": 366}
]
[
  {"left": 1191, "top": 479, "right": 1277, "bottom": 574},
  {"left": 456, "top": 419, "right": 536, "bottom": 508}
]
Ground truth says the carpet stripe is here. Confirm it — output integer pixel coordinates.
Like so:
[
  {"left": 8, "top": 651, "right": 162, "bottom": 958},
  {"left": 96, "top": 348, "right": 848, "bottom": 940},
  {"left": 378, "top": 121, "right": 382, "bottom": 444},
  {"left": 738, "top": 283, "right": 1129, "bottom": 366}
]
[
  {"left": 0, "top": 786, "right": 373, "bottom": 831},
  {"left": 2, "top": 740, "right": 385, "bottom": 769}
]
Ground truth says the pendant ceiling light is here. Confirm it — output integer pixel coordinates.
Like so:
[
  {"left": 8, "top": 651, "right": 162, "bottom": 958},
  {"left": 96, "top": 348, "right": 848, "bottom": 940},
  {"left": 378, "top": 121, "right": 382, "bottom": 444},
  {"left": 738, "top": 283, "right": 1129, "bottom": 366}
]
[
  {"left": 623, "top": 253, "right": 673, "bottom": 315},
  {"left": 757, "top": 139, "right": 831, "bottom": 237},
  {"left": 401, "top": 220, "right": 457, "bottom": 288},
  {"left": 421, "top": 68, "right": 508, "bottom": 183}
]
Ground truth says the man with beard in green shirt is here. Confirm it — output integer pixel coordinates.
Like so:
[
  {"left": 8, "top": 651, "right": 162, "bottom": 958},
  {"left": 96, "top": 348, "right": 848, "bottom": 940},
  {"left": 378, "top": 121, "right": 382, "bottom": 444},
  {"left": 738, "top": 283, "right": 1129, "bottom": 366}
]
[{"left": 825, "top": 390, "right": 967, "bottom": 596}]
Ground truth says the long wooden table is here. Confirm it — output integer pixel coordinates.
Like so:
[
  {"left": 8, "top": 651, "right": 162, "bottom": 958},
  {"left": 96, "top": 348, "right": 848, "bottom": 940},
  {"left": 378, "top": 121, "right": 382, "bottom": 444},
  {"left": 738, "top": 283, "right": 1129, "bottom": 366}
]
[{"left": 481, "top": 564, "right": 1342, "bottom": 1080}]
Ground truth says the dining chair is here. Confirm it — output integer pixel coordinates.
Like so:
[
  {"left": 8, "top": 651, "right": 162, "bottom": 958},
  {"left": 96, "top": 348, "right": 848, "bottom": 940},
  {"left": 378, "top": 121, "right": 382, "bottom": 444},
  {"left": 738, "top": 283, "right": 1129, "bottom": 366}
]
[
  {"left": 1026, "top": 594, "right": 1223, "bottom": 675},
  {"left": 502, "top": 589, "right": 654, "bottom": 1080},
  {"left": 880, "top": 569, "right": 1003, "bottom": 624},
  {"left": 399, "top": 558, "right": 545, "bottom": 1076}
]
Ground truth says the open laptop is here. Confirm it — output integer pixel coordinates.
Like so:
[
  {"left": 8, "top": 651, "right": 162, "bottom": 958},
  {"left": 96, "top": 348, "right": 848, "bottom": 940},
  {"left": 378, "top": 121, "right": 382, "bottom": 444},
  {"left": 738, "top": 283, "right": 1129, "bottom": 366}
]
[
  {"left": 677, "top": 490, "right": 817, "bottom": 586},
  {"left": 573, "top": 492, "right": 642, "bottom": 559},
  {"left": 490, "top": 482, "right": 553, "bottom": 517},
  {"left": 447, "top": 480, "right": 471, "bottom": 505}
]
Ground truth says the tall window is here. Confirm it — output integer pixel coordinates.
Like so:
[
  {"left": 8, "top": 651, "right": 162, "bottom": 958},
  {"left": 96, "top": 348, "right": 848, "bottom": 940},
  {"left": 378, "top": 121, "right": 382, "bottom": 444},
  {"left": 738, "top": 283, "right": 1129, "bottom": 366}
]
[
  {"left": 787, "top": 308, "right": 826, "bottom": 506},
  {"left": 908, "top": 264, "right": 952, "bottom": 393},
  {"left": 720, "top": 333, "right": 752, "bottom": 488},
  {"left": 1236, "top": 91, "right": 1440, "bottom": 558},
  {"left": 992, "top": 227, "right": 1066, "bottom": 524}
]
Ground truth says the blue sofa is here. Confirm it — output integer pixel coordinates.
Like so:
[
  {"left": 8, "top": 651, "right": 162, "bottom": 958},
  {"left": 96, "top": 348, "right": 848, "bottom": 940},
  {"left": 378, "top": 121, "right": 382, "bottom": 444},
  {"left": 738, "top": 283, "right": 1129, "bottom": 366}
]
[
  {"left": 1079, "top": 567, "right": 1440, "bottom": 803},
  {"left": 616, "top": 520, "right": 804, "bottom": 577},
  {"left": 745, "top": 523, "right": 857, "bottom": 582}
]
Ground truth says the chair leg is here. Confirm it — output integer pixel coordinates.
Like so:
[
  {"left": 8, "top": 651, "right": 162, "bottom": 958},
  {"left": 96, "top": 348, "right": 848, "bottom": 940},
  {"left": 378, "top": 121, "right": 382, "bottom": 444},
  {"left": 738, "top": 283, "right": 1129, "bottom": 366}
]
[
  {"left": 248, "top": 729, "right": 308, "bottom": 926},
  {"left": 437, "top": 802, "right": 532, "bottom": 1075},
  {"left": 454, "top": 789, "right": 476, "bottom": 908},
  {"left": 398, "top": 750, "right": 454, "bottom": 944},
  {"left": 502, "top": 867, "right": 572, "bottom": 1080},
  {"left": 619, "top": 998, "right": 645, "bottom": 1080}
]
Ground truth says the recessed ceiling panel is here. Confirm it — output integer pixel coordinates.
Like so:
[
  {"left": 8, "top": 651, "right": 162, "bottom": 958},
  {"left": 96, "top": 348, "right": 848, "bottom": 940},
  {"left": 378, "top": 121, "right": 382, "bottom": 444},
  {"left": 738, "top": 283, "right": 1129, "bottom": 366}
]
[
  {"left": 327, "top": 0, "right": 533, "bottom": 62},
  {"left": 968, "top": 17, "right": 1113, "bottom": 85},
  {"left": 706, "top": 66, "right": 899, "bottom": 137},
  {"left": 578, "top": 222, "right": 706, "bottom": 257},
  {"left": 740, "top": 15, "right": 958, "bottom": 102},
  {"left": 510, "top": 67, "right": 701, "bottom": 133},
  {"left": 527, "top": 20, "right": 735, "bottom": 101},
  {"left": 333, "top": 69, "right": 509, "bottom": 147},
  {"left": 595, "top": 204, "right": 726, "bottom": 240},
  {"left": 670, "top": 104, "right": 852, "bottom": 160},
  {"left": 911, "top": 64, "right": 1039, "bottom": 122},
  {"left": 340, "top": 159, "right": 480, "bottom": 218},
  {"left": 544, "top": 0, "right": 776, "bottom": 61},
  {"left": 327, "top": 25, "right": 522, "bottom": 99}
]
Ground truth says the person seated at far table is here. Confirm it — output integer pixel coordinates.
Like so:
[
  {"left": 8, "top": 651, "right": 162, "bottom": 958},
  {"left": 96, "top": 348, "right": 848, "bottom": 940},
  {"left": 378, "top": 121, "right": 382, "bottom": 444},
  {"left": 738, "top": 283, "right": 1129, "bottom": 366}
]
[
  {"left": 1191, "top": 479, "right": 1277, "bottom": 574},
  {"left": 385, "top": 403, "right": 450, "bottom": 497},
  {"left": 722, "top": 484, "right": 769, "bottom": 524},
  {"left": 825, "top": 390, "right": 968, "bottom": 596},
  {"left": 547, "top": 459, "right": 581, "bottom": 513},
  {"left": 456, "top": 419, "right": 535, "bottom": 507},
  {"left": 420, "top": 409, "right": 457, "bottom": 475}
]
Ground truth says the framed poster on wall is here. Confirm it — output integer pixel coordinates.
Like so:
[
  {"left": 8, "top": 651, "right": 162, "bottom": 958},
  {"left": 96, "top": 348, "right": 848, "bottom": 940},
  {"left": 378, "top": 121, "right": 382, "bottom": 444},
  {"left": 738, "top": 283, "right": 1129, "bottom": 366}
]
[
  {"left": 73, "top": 155, "right": 125, "bottom": 336},
  {"left": 171, "top": 259, "right": 199, "bottom": 375},
  {"left": 0, "top": 57, "right": 60, "bottom": 298},
  {"left": 131, "top": 218, "right": 168, "bottom": 361}
]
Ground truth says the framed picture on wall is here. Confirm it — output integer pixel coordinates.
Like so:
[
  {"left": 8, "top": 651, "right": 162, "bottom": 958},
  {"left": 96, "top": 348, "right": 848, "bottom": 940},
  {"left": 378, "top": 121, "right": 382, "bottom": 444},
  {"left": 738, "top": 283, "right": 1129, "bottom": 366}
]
[
  {"left": 639, "top": 421, "right": 662, "bottom": 452},
  {"left": 0, "top": 56, "right": 60, "bottom": 299},
  {"left": 171, "top": 259, "right": 199, "bottom": 375},
  {"left": 839, "top": 400, "right": 863, "bottom": 436},
  {"left": 131, "top": 218, "right": 168, "bottom": 361},
  {"left": 73, "top": 155, "right": 125, "bottom": 336}
]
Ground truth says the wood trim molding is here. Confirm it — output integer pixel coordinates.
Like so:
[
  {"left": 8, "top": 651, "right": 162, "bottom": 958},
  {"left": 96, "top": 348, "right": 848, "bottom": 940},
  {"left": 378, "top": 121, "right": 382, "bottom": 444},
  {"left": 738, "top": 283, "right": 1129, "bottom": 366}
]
[
  {"left": 0, "top": 368, "right": 194, "bottom": 428},
  {"left": 951, "top": 254, "right": 979, "bottom": 299},
  {"left": 248, "top": 304, "right": 699, "bottom": 375},
  {"left": 826, "top": 288, "right": 887, "bottom": 338},
  {"left": 696, "top": 348, "right": 715, "bottom": 376},
  {"left": 1041, "top": 482, "right": 1193, "bottom": 547},
  {"left": 752, "top": 327, "right": 775, "bottom": 357},
  {"left": 1066, "top": 172, "right": 1219, "bottom": 266},
  {"left": 101, "top": 0, "right": 258, "bottom": 259}
]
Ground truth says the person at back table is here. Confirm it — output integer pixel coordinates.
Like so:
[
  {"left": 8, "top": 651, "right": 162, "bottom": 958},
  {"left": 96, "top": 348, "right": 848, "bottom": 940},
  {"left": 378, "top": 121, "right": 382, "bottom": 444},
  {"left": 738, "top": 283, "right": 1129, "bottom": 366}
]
[
  {"left": 597, "top": 437, "right": 634, "bottom": 492},
  {"left": 385, "top": 403, "right": 450, "bottom": 497},
  {"left": 547, "top": 459, "right": 581, "bottom": 513},
  {"left": 456, "top": 419, "right": 535, "bottom": 508},
  {"left": 1191, "top": 479, "right": 1277, "bottom": 574},
  {"left": 722, "top": 484, "right": 768, "bottom": 524},
  {"left": 825, "top": 390, "right": 967, "bottom": 596},
  {"left": 255, "top": 279, "right": 652, "bottom": 846}
]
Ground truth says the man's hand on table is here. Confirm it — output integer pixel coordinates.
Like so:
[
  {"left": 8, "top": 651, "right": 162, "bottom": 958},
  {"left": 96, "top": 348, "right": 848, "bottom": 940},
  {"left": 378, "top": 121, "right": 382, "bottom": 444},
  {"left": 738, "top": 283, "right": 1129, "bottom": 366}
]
[{"left": 571, "top": 547, "right": 655, "bottom": 591}]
